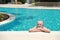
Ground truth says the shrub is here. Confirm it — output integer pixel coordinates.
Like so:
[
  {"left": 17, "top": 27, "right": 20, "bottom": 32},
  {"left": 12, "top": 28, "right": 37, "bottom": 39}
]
[{"left": 18, "top": 0, "right": 26, "bottom": 4}]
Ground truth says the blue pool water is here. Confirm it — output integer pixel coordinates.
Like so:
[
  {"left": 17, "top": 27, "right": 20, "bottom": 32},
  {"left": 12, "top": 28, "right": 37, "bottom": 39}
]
[{"left": 0, "top": 7, "right": 60, "bottom": 31}]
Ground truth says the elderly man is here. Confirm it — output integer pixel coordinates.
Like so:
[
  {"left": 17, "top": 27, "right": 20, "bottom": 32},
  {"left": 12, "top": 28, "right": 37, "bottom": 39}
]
[{"left": 29, "top": 21, "right": 50, "bottom": 33}]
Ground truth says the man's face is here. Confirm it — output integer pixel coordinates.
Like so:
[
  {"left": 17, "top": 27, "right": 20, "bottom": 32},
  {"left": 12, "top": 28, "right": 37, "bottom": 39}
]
[{"left": 37, "top": 21, "right": 43, "bottom": 28}]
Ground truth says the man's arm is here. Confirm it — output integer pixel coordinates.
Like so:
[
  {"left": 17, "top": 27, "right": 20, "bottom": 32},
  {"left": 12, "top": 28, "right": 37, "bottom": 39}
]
[
  {"left": 29, "top": 27, "right": 41, "bottom": 32},
  {"left": 43, "top": 27, "right": 50, "bottom": 33},
  {"left": 38, "top": 27, "right": 50, "bottom": 33}
]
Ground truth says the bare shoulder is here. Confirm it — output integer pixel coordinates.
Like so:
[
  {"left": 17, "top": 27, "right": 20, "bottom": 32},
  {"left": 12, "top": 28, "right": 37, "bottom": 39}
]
[
  {"left": 30, "top": 26, "right": 36, "bottom": 30},
  {"left": 43, "top": 27, "right": 50, "bottom": 31},
  {"left": 43, "top": 27, "right": 48, "bottom": 29}
]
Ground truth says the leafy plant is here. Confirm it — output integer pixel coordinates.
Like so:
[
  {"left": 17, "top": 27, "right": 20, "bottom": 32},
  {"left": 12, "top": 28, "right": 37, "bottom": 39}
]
[
  {"left": 18, "top": 0, "right": 26, "bottom": 4},
  {"left": 0, "top": 13, "right": 9, "bottom": 22}
]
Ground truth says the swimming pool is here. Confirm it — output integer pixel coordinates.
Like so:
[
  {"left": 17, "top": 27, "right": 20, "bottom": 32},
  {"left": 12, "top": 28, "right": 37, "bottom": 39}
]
[{"left": 0, "top": 7, "right": 60, "bottom": 31}]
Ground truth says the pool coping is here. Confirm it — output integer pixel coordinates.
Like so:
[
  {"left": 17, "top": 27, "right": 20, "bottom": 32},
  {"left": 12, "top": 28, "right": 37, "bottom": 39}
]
[
  {"left": 0, "top": 31, "right": 60, "bottom": 32},
  {"left": 0, "top": 31, "right": 60, "bottom": 40}
]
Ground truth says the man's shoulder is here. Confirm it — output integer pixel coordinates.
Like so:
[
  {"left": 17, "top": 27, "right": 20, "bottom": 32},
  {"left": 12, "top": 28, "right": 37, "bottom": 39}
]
[
  {"left": 43, "top": 27, "right": 49, "bottom": 30},
  {"left": 32, "top": 26, "right": 37, "bottom": 29},
  {"left": 30, "top": 26, "right": 36, "bottom": 30}
]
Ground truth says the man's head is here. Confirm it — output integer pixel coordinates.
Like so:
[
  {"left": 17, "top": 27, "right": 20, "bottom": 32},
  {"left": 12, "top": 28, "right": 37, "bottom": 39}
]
[{"left": 37, "top": 20, "right": 43, "bottom": 28}]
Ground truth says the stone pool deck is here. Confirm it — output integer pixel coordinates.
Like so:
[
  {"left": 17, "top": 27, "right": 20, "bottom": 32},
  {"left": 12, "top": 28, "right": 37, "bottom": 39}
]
[
  {"left": 0, "top": 4, "right": 60, "bottom": 9},
  {"left": 0, "top": 31, "right": 60, "bottom": 40}
]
